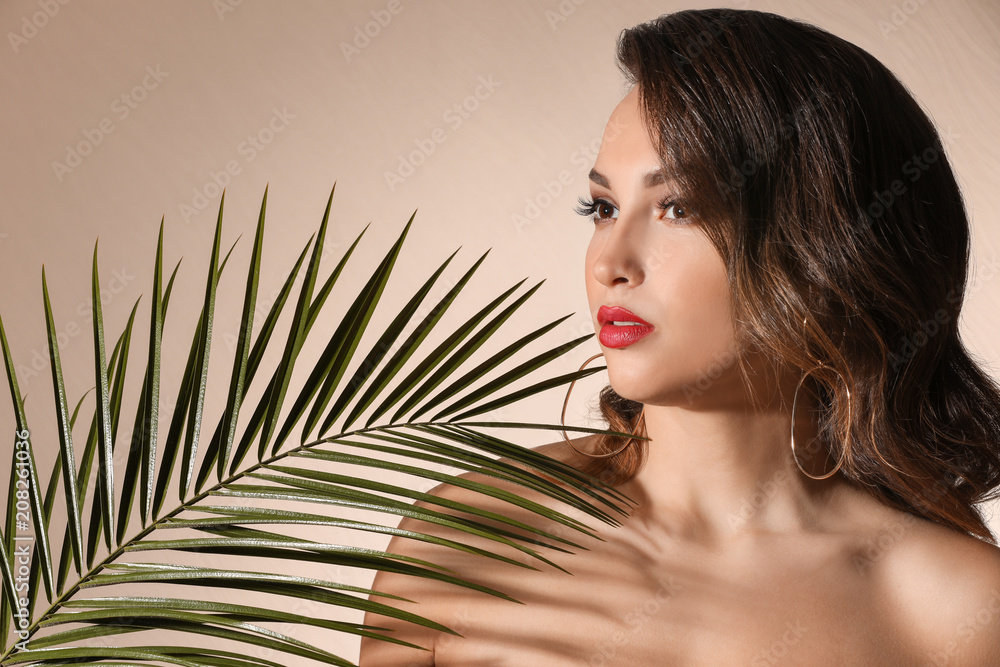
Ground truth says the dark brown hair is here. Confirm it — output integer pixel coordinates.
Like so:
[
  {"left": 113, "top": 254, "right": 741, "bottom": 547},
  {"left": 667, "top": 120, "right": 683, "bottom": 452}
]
[{"left": 586, "top": 8, "right": 1000, "bottom": 543}]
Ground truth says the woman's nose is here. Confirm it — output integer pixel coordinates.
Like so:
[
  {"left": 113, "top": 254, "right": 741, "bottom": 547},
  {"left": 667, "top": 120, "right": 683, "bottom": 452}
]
[{"left": 590, "top": 215, "right": 647, "bottom": 288}]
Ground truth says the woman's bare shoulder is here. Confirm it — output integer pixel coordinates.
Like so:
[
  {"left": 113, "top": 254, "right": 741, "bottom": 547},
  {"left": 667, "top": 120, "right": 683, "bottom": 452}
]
[
  {"left": 421, "top": 433, "right": 601, "bottom": 504},
  {"left": 358, "top": 435, "right": 604, "bottom": 666},
  {"left": 869, "top": 511, "right": 1000, "bottom": 664}
]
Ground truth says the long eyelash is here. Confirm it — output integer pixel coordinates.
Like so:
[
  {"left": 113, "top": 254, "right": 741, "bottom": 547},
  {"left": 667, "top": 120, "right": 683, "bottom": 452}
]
[{"left": 573, "top": 196, "right": 602, "bottom": 217}]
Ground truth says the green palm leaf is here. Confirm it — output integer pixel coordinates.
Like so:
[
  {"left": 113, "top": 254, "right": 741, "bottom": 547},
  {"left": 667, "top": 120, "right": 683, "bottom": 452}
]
[{"left": 0, "top": 183, "right": 640, "bottom": 665}]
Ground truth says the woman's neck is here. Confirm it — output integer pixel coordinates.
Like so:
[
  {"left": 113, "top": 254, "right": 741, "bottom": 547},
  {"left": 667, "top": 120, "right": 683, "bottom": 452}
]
[{"left": 622, "top": 399, "right": 859, "bottom": 548}]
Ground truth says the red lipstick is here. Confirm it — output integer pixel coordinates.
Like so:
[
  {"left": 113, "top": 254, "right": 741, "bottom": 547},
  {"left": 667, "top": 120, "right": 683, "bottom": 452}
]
[{"left": 597, "top": 305, "right": 654, "bottom": 348}]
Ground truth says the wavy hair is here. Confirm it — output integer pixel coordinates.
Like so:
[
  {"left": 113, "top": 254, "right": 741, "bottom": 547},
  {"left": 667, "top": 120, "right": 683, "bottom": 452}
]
[{"left": 585, "top": 8, "right": 1000, "bottom": 543}]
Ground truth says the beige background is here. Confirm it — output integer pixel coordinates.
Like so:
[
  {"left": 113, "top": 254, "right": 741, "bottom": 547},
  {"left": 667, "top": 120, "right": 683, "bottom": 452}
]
[{"left": 1, "top": 0, "right": 998, "bottom": 662}]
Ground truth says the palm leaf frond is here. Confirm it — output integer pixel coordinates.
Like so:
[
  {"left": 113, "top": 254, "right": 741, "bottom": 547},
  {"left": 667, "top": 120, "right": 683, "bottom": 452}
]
[{"left": 0, "top": 183, "right": 638, "bottom": 665}]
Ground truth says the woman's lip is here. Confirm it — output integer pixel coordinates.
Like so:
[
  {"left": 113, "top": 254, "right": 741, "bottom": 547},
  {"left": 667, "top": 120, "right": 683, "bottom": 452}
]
[
  {"left": 597, "top": 305, "right": 653, "bottom": 327},
  {"left": 599, "top": 322, "right": 654, "bottom": 348},
  {"left": 597, "top": 305, "right": 654, "bottom": 348}
]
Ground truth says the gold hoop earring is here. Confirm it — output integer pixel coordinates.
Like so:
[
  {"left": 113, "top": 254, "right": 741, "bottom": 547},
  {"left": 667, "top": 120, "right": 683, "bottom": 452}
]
[
  {"left": 791, "top": 361, "right": 850, "bottom": 480},
  {"left": 561, "top": 352, "right": 646, "bottom": 458}
]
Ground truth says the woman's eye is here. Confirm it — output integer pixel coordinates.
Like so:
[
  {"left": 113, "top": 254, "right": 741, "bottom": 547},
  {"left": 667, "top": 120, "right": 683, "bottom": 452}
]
[
  {"left": 574, "top": 195, "right": 690, "bottom": 224},
  {"left": 656, "top": 194, "right": 693, "bottom": 222},
  {"left": 574, "top": 196, "right": 618, "bottom": 222},
  {"left": 662, "top": 202, "right": 686, "bottom": 219},
  {"left": 596, "top": 200, "right": 618, "bottom": 219}
]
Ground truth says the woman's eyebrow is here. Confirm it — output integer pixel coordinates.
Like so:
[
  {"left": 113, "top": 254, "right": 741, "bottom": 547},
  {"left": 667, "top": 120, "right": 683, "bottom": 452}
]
[{"left": 588, "top": 168, "right": 669, "bottom": 189}]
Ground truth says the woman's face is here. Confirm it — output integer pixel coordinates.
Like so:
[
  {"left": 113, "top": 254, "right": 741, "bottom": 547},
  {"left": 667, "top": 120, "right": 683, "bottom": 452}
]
[{"left": 584, "top": 87, "right": 741, "bottom": 407}]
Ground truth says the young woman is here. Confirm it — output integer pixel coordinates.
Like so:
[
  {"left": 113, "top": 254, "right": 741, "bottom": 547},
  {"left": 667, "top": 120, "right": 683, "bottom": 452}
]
[{"left": 360, "top": 9, "right": 1000, "bottom": 665}]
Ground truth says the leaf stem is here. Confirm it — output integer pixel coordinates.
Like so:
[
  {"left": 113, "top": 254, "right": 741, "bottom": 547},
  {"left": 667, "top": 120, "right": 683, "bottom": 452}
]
[{"left": 1, "top": 418, "right": 581, "bottom": 660}]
